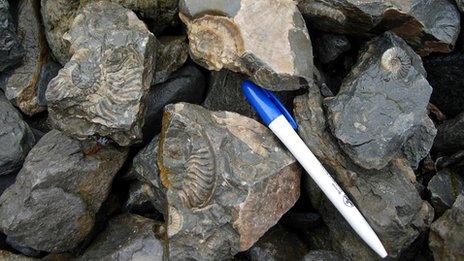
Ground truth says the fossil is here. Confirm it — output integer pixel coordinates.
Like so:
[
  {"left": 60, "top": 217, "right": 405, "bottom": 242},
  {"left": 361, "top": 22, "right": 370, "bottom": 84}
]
[{"left": 380, "top": 47, "right": 411, "bottom": 79}]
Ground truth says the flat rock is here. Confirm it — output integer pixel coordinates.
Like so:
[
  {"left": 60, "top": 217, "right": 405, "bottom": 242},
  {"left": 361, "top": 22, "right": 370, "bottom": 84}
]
[
  {"left": 0, "top": 130, "right": 127, "bottom": 252},
  {"left": 179, "top": 0, "right": 314, "bottom": 91},
  {"left": 0, "top": 0, "right": 24, "bottom": 72},
  {"left": 298, "top": 0, "right": 461, "bottom": 56},
  {"left": 302, "top": 250, "right": 346, "bottom": 261},
  {"left": 0, "top": 93, "right": 36, "bottom": 176},
  {"left": 294, "top": 86, "right": 434, "bottom": 259},
  {"left": 45, "top": 1, "right": 156, "bottom": 146},
  {"left": 401, "top": 115, "right": 437, "bottom": 169},
  {"left": 77, "top": 214, "right": 163, "bottom": 261},
  {"left": 429, "top": 194, "right": 464, "bottom": 260},
  {"left": 152, "top": 36, "right": 189, "bottom": 85},
  {"left": 158, "top": 103, "right": 300, "bottom": 260},
  {"left": 325, "top": 32, "right": 434, "bottom": 170},
  {"left": 434, "top": 112, "right": 464, "bottom": 153},
  {"left": 314, "top": 33, "right": 351, "bottom": 64},
  {"left": 428, "top": 169, "right": 464, "bottom": 217}
]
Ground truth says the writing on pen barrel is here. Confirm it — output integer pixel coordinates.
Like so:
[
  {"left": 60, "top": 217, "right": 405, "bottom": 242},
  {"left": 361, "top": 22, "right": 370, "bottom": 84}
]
[{"left": 241, "top": 80, "right": 388, "bottom": 259}]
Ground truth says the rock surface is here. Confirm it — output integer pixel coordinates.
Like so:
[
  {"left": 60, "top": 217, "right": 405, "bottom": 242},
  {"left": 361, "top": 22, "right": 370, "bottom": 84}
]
[
  {"left": 294, "top": 86, "right": 434, "bottom": 259},
  {"left": 179, "top": 0, "right": 314, "bottom": 91},
  {"left": 314, "top": 33, "right": 351, "bottom": 64},
  {"left": 302, "top": 250, "right": 346, "bottom": 261},
  {"left": 0, "top": 0, "right": 24, "bottom": 72},
  {"left": 428, "top": 169, "right": 464, "bottom": 217},
  {"left": 0, "top": 93, "right": 36, "bottom": 176},
  {"left": 152, "top": 36, "right": 189, "bottom": 85},
  {"left": 77, "top": 214, "right": 163, "bottom": 261},
  {"left": 125, "top": 180, "right": 161, "bottom": 216},
  {"left": 45, "top": 1, "right": 156, "bottom": 146},
  {"left": 158, "top": 103, "right": 300, "bottom": 260},
  {"left": 434, "top": 112, "right": 464, "bottom": 153},
  {"left": 0, "top": 130, "right": 127, "bottom": 252},
  {"left": 326, "top": 32, "right": 434, "bottom": 170},
  {"left": 429, "top": 194, "right": 464, "bottom": 261},
  {"left": 0, "top": 250, "right": 35, "bottom": 261},
  {"left": 298, "top": 0, "right": 461, "bottom": 56},
  {"left": 401, "top": 115, "right": 437, "bottom": 169}
]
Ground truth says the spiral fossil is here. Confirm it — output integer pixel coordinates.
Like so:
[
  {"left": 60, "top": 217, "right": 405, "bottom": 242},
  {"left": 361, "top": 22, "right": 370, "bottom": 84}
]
[{"left": 380, "top": 47, "right": 411, "bottom": 79}]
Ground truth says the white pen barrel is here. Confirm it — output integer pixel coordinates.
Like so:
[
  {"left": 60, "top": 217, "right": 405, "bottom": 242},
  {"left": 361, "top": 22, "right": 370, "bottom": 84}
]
[{"left": 268, "top": 115, "right": 387, "bottom": 258}]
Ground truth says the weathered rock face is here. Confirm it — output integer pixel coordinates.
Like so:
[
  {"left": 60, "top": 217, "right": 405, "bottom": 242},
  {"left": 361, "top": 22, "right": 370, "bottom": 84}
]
[
  {"left": 456, "top": 0, "right": 464, "bottom": 13},
  {"left": 45, "top": 1, "right": 156, "bottom": 146},
  {"left": 428, "top": 169, "right": 464, "bottom": 217},
  {"left": 0, "top": 93, "right": 36, "bottom": 176},
  {"left": 0, "top": 130, "right": 127, "bottom": 252},
  {"left": 401, "top": 115, "right": 436, "bottom": 169},
  {"left": 429, "top": 194, "right": 464, "bottom": 260},
  {"left": 298, "top": 0, "right": 461, "bottom": 56},
  {"left": 0, "top": 0, "right": 51, "bottom": 116},
  {"left": 152, "top": 36, "right": 189, "bottom": 85},
  {"left": 294, "top": 86, "right": 434, "bottom": 259},
  {"left": 434, "top": 112, "right": 464, "bottom": 153},
  {"left": 303, "top": 250, "right": 346, "bottom": 261},
  {"left": 179, "top": 0, "right": 314, "bottom": 91},
  {"left": 77, "top": 214, "right": 164, "bottom": 261},
  {"left": 325, "top": 32, "right": 434, "bottom": 170},
  {"left": 125, "top": 180, "right": 161, "bottom": 215},
  {"left": 0, "top": 0, "right": 24, "bottom": 72},
  {"left": 0, "top": 250, "right": 35, "bottom": 261},
  {"left": 314, "top": 33, "right": 351, "bottom": 64},
  {"left": 158, "top": 103, "right": 300, "bottom": 260},
  {"left": 36, "top": 62, "right": 61, "bottom": 107}
]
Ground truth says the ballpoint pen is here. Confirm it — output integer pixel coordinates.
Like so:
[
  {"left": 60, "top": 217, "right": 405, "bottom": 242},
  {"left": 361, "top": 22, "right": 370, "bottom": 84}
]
[{"left": 241, "top": 80, "right": 388, "bottom": 258}]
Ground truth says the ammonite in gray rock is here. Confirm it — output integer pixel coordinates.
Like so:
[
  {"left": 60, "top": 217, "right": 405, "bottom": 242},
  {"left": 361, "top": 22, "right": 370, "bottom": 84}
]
[{"left": 380, "top": 47, "right": 412, "bottom": 79}]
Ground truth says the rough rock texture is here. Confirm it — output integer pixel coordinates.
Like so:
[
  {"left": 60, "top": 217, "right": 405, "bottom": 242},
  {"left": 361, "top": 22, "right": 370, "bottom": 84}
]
[
  {"left": 436, "top": 150, "right": 464, "bottom": 170},
  {"left": 294, "top": 86, "right": 434, "bottom": 259},
  {"left": 0, "top": 0, "right": 50, "bottom": 116},
  {"left": 456, "top": 0, "right": 464, "bottom": 12},
  {"left": 125, "top": 180, "right": 160, "bottom": 215},
  {"left": 326, "top": 32, "right": 434, "bottom": 170},
  {"left": 152, "top": 36, "right": 189, "bottom": 85},
  {"left": 428, "top": 169, "right": 464, "bottom": 217},
  {"left": 0, "top": 0, "right": 24, "bottom": 72},
  {"left": 298, "top": 0, "right": 461, "bottom": 56},
  {"left": 0, "top": 93, "right": 36, "bottom": 176},
  {"left": 314, "top": 33, "right": 351, "bottom": 64},
  {"left": 36, "top": 62, "right": 61, "bottom": 107},
  {"left": 429, "top": 194, "right": 464, "bottom": 261},
  {"left": 179, "top": 0, "right": 314, "bottom": 91},
  {"left": 158, "top": 103, "right": 301, "bottom": 260},
  {"left": 0, "top": 130, "right": 127, "bottom": 252},
  {"left": 302, "top": 250, "right": 346, "bottom": 261},
  {"left": 45, "top": 2, "right": 156, "bottom": 146},
  {"left": 401, "top": 115, "right": 437, "bottom": 169},
  {"left": 77, "top": 214, "right": 163, "bottom": 261},
  {"left": 434, "top": 112, "right": 464, "bottom": 153},
  {"left": 0, "top": 250, "right": 35, "bottom": 261}
]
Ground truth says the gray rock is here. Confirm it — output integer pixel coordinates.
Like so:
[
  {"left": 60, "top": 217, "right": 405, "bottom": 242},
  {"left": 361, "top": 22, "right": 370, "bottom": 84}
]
[
  {"left": 298, "top": 0, "right": 461, "bottom": 56},
  {"left": 434, "top": 112, "right": 464, "bottom": 153},
  {"left": 152, "top": 36, "right": 189, "bottom": 85},
  {"left": 302, "top": 250, "right": 346, "bottom": 261},
  {"left": 0, "top": 93, "right": 36, "bottom": 176},
  {"left": 401, "top": 115, "right": 436, "bottom": 169},
  {"left": 179, "top": 0, "right": 315, "bottom": 91},
  {"left": 45, "top": 2, "right": 156, "bottom": 146},
  {"left": 325, "top": 32, "right": 434, "bottom": 170},
  {"left": 36, "top": 62, "right": 61, "bottom": 107},
  {"left": 429, "top": 194, "right": 464, "bottom": 260},
  {"left": 0, "top": 130, "right": 127, "bottom": 252},
  {"left": 428, "top": 169, "right": 464, "bottom": 217},
  {"left": 314, "top": 33, "right": 351, "bottom": 64},
  {"left": 456, "top": 0, "right": 464, "bottom": 13},
  {"left": 0, "top": 0, "right": 49, "bottom": 116},
  {"left": 77, "top": 214, "right": 164, "bottom": 261},
  {"left": 300, "top": 225, "right": 333, "bottom": 251},
  {"left": 159, "top": 103, "right": 301, "bottom": 260},
  {"left": 124, "top": 180, "right": 161, "bottom": 216},
  {"left": 0, "top": 250, "right": 35, "bottom": 261},
  {"left": 294, "top": 86, "right": 434, "bottom": 259},
  {"left": 0, "top": 0, "right": 24, "bottom": 72},
  {"left": 436, "top": 150, "right": 464, "bottom": 170}
]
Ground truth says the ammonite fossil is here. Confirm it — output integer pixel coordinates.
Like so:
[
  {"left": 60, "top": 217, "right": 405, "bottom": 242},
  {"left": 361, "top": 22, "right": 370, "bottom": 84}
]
[{"left": 380, "top": 47, "right": 411, "bottom": 79}]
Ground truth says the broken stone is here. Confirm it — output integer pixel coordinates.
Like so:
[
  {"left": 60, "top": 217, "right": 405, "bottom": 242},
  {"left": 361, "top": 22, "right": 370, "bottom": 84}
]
[
  {"left": 0, "top": 130, "right": 127, "bottom": 252},
  {"left": 36, "top": 62, "right": 61, "bottom": 107},
  {"left": 77, "top": 214, "right": 164, "bottom": 261},
  {"left": 45, "top": 1, "right": 156, "bottom": 146},
  {"left": 325, "top": 32, "right": 434, "bottom": 170},
  {"left": 152, "top": 36, "right": 189, "bottom": 85},
  {"left": 434, "top": 112, "right": 464, "bottom": 153},
  {"left": 294, "top": 85, "right": 434, "bottom": 259},
  {"left": 314, "top": 33, "right": 351, "bottom": 64},
  {"left": 302, "top": 250, "right": 346, "bottom": 261},
  {"left": 179, "top": 0, "right": 314, "bottom": 91},
  {"left": 124, "top": 180, "right": 161, "bottom": 217},
  {"left": 298, "top": 0, "right": 461, "bottom": 56},
  {"left": 436, "top": 150, "right": 464, "bottom": 170},
  {"left": 429, "top": 194, "right": 464, "bottom": 260},
  {"left": 428, "top": 169, "right": 464, "bottom": 217},
  {"left": 0, "top": 93, "right": 36, "bottom": 176},
  {"left": 0, "top": 0, "right": 24, "bottom": 72},
  {"left": 158, "top": 103, "right": 300, "bottom": 260},
  {"left": 401, "top": 115, "right": 437, "bottom": 169},
  {"left": 0, "top": 250, "right": 35, "bottom": 261}
]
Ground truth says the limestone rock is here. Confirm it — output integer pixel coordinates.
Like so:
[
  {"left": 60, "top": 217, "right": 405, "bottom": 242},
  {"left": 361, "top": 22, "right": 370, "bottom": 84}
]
[
  {"left": 434, "top": 112, "right": 464, "bottom": 153},
  {"left": 294, "top": 86, "right": 434, "bottom": 259},
  {"left": 0, "top": 93, "right": 36, "bottom": 176},
  {"left": 428, "top": 169, "right": 464, "bottom": 217},
  {"left": 152, "top": 36, "right": 189, "bottom": 85},
  {"left": 179, "top": 0, "right": 314, "bottom": 91},
  {"left": 314, "top": 33, "right": 351, "bottom": 64},
  {"left": 0, "top": 0, "right": 24, "bottom": 72},
  {"left": 302, "top": 250, "right": 346, "bottom": 261},
  {"left": 77, "top": 214, "right": 164, "bottom": 261},
  {"left": 45, "top": 1, "right": 156, "bottom": 146},
  {"left": 429, "top": 194, "right": 464, "bottom": 260},
  {"left": 326, "top": 32, "right": 434, "bottom": 170},
  {"left": 158, "top": 103, "right": 300, "bottom": 260},
  {"left": 298, "top": 0, "right": 461, "bottom": 56},
  {"left": 0, "top": 130, "right": 127, "bottom": 252}
]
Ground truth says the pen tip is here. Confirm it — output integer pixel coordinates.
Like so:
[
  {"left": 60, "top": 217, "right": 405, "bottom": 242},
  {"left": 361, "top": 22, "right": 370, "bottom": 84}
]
[{"left": 377, "top": 246, "right": 388, "bottom": 258}]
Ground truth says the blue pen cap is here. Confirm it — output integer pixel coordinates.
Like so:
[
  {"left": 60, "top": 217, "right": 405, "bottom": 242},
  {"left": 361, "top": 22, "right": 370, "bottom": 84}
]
[{"left": 241, "top": 80, "right": 298, "bottom": 129}]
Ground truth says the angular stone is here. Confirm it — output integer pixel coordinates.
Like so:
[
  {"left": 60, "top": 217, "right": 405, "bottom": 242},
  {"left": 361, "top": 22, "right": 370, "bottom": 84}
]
[
  {"left": 0, "top": 0, "right": 50, "bottom": 116},
  {"left": 45, "top": 2, "right": 156, "bottom": 146},
  {"left": 0, "top": 0, "right": 24, "bottom": 72},
  {"left": 325, "top": 32, "right": 434, "bottom": 170},
  {"left": 302, "top": 250, "right": 346, "bottom": 261},
  {"left": 77, "top": 214, "right": 163, "bottom": 260},
  {"left": 125, "top": 180, "right": 161, "bottom": 216},
  {"left": 179, "top": 0, "right": 314, "bottom": 91},
  {"left": 434, "top": 112, "right": 464, "bottom": 153},
  {"left": 152, "top": 36, "right": 189, "bottom": 85},
  {"left": 428, "top": 169, "right": 464, "bottom": 217},
  {"left": 429, "top": 194, "right": 464, "bottom": 260},
  {"left": 0, "top": 250, "right": 35, "bottom": 261},
  {"left": 158, "top": 103, "right": 300, "bottom": 260},
  {"left": 401, "top": 115, "right": 436, "bottom": 169},
  {"left": 36, "top": 62, "right": 61, "bottom": 107},
  {"left": 0, "top": 130, "right": 127, "bottom": 252},
  {"left": 0, "top": 93, "right": 36, "bottom": 176},
  {"left": 436, "top": 150, "right": 464, "bottom": 170},
  {"left": 294, "top": 86, "right": 434, "bottom": 259},
  {"left": 298, "top": 0, "right": 461, "bottom": 56},
  {"left": 314, "top": 33, "right": 351, "bottom": 64}
]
